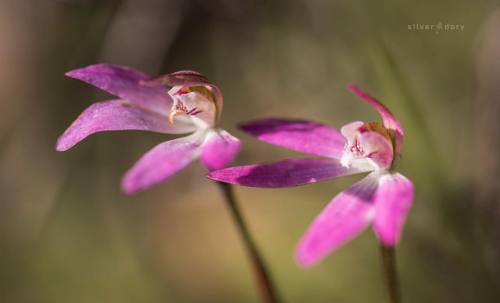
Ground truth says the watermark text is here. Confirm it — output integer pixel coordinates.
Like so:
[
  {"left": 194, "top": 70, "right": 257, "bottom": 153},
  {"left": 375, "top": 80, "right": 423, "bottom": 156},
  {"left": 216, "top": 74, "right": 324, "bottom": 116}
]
[{"left": 407, "top": 22, "right": 464, "bottom": 34}]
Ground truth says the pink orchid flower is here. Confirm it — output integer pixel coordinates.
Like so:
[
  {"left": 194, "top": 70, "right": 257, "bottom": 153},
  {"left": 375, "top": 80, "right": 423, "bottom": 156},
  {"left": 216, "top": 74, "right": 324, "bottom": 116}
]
[
  {"left": 209, "top": 85, "right": 414, "bottom": 266},
  {"left": 57, "top": 64, "right": 241, "bottom": 194}
]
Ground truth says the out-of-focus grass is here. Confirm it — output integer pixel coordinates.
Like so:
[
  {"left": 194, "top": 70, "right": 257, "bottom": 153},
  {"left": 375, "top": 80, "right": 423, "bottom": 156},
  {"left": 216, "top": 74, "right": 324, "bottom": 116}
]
[{"left": 1, "top": 0, "right": 499, "bottom": 302}]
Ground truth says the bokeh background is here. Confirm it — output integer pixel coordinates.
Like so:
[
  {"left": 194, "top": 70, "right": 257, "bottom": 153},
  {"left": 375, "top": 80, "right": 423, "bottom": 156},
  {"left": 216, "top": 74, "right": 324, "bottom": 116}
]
[{"left": 1, "top": 0, "right": 500, "bottom": 302}]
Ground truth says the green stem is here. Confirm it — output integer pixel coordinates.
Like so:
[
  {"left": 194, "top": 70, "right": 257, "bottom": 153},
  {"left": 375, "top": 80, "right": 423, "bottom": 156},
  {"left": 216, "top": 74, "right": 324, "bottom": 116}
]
[
  {"left": 216, "top": 182, "right": 281, "bottom": 303},
  {"left": 380, "top": 245, "right": 401, "bottom": 303}
]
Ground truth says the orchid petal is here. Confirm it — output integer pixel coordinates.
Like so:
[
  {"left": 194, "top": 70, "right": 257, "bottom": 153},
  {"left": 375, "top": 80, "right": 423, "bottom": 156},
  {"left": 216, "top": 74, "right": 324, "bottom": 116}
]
[
  {"left": 373, "top": 173, "right": 414, "bottom": 246},
  {"left": 121, "top": 133, "right": 203, "bottom": 194},
  {"left": 240, "top": 118, "right": 346, "bottom": 159},
  {"left": 201, "top": 129, "right": 241, "bottom": 171},
  {"left": 66, "top": 64, "right": 171, "bottom": 114},
  {"left": 208, "top": 158, "right": 369, "bottom": 188},
  {"left": 348, "top": 84, "right": 404, "bottom": 148},
  {"left": 296, "top": 173, "right": 379, "bottom": 266},
  {"left": 56, "top": 100, "right": 195, "bottom": 151}
]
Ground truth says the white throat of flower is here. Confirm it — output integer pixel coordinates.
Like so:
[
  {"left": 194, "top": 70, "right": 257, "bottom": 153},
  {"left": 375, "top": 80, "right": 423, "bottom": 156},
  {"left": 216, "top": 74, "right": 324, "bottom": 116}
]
[
  {"left": 340, "top": 144, "right": 382, "bottom": 172},
  {"left": 339, "top": 121, "right": 395, "bottom": 172},
  {"left": 167, "top": 85, "right": 217, "bottom": 130}
]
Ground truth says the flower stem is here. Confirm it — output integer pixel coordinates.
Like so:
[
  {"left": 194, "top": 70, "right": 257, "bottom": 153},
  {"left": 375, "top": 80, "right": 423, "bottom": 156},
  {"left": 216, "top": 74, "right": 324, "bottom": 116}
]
[
  {"left": 380, "top": 244, "right": 401, "bottom": 303},
  {"left": 216, "top": 181, "right": 281, "bottom": 303}
]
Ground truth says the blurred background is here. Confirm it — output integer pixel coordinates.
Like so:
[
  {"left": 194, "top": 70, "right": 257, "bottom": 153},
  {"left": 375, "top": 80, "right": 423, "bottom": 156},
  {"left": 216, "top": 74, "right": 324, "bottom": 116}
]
[{"left": 1, "top": 0, "right": 500, "bottom": 302}]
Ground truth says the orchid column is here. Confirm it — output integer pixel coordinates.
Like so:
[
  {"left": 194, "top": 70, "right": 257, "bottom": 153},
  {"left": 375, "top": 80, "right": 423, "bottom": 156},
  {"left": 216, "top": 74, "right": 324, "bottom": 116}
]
[{"left": 56, "top": 64, "right": 281, "bottom": 303}]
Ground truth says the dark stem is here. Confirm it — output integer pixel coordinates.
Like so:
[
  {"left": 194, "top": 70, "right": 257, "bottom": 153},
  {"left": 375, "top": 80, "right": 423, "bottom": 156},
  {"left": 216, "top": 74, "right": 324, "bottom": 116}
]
[
  {"left": 380, "top": 245, "right": 401, "bottom": 303},
  {"left": 216, "top": 181, "right": 281, "bottom": 303}
]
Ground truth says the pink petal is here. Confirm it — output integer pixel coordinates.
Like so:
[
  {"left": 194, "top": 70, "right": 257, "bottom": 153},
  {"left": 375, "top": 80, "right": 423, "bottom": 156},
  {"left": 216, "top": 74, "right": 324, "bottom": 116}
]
[
  {"left": 240, "top": 118, "right": 346, "bottom": 159},
  {"left": 296, "top": 174, "right": 379, "bottom": 267},
  {"left": 201, "top": 129, "right": 241, "bottom": 171},
  {"left": 56, "top": 100, "right": 195, "bottom": 151},
  {"left": 372, "top": 173, "right": 414, "bottom": 246},
  {"left": 348, "top": 84, "right": 404, "bottom": 147},
  {"left": 66, "top": 64, "right": 171, "bottom": 114},
  {"left": 121, "top": 133, "right": 203, "bottom": 194},
  {"left": 208, "top": 158, "right": 369, "bottom": 188}
]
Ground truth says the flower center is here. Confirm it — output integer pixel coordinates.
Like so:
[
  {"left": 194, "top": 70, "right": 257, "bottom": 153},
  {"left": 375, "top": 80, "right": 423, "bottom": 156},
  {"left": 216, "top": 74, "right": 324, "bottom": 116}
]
[
  {"left": 349, "top": 138, "right": 364, "bottom": 156},
  {"left": 340, "top": 121, "right": 394, "bottom": 171},
  {"left": 168, "top": 85, "right": 218, "bottom": 128}
]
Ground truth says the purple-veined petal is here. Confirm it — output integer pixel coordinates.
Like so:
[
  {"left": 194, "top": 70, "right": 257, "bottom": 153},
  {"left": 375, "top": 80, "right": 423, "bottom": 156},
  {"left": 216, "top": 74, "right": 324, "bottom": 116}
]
[
  {"left": 372, "top": 173, "right": 414, "bottom": 246},
  {"left": 66, "top": 64, "right": 171, "bottom": 114},
  {"left": 208, "top": 158, "right": 369, "bottom": 188},
  {"left": 56, "top": 100, "right": 196, "bottom": 151},
  {"left": 121, "top": 133, "right": 204, "bottom": 194},
  {"left": 296, "top": 173, "right": 380, "bottom": 267},
  {"left": 348, "top": 84, "right": 404, "bottom": 149},
  {"left": 240, "top": 118, "right": 346, "bottom": 159},
  {"left": 201, "top": 129, "right": 241, "bottom": 171}
]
